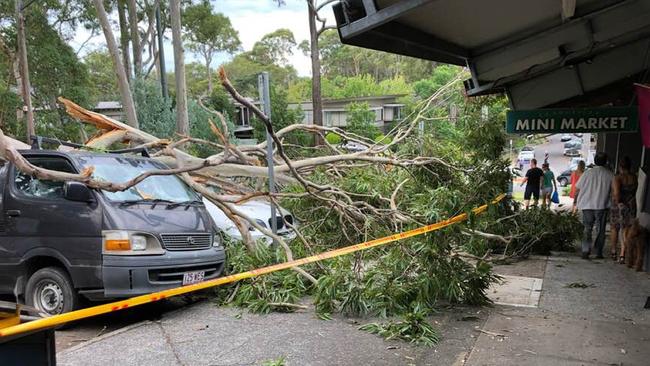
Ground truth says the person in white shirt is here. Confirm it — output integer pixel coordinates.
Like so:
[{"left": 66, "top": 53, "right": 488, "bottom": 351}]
[{"left": 574, "top": 152, "right": 614, "bottom": 259}]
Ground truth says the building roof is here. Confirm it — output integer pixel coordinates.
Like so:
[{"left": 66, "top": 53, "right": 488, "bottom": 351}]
[
  {"left": 94, "top": 101, "right": 122, "bottom": 110},
  {"left": 334, "top": 0, "right": 650, "bottom": 109},
  {"left": 291, "top": 94, "right": 407, "bottom": 105}
]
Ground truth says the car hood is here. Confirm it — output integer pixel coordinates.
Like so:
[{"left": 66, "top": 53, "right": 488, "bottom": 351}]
[
  {"left": 103, "top": 203, "right": 213, "bottom": 233},
  {"left": 203, "top": 197, "right": 294, "bottom": 237}
]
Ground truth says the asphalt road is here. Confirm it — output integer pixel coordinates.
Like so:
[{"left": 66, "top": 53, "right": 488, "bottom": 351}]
[{"left": 511, "top": 133, "right": 593, "bottom": 197}]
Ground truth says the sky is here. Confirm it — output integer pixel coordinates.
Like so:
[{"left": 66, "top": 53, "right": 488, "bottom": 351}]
[{"left": 72, "top": 0, "right": 337, "bottom": 77}]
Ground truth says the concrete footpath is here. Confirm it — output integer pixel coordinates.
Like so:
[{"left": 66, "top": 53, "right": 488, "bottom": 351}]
[{"left": 57, "top": 254, "right": 650, "bottom": 366}]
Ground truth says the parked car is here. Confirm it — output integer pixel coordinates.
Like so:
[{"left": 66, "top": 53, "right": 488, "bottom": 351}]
[
  {"left": 564, "top": 148, "right": 582, "bottom": 157},
  {"left": 203, "top": 197, "right": 297, "bottom": 245},
  {"left": 563, "top": 141, "right": 582, "bottom": 156},
  {"left": 517, "top": 150, "right": 535, "bottom": 169},
  {"left": 339, "top": 141, "right": 368, "bottom": 152},
  {"left": 557, "top": 169, "right": 572, "bottom": 187},
  {"left": 560, "top": 134, "right": 572, "bottom": 142},
  {"left": 0, "top": 149, "right": 226, "bottom": 315}
]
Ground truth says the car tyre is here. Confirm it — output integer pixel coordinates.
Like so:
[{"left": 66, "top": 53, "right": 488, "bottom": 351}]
[
  {"left": 558, "top": 178, "right": 568, "bottom": 187},
  {"left": 26, "top": 267, "right": 79, "bottom": 316}
]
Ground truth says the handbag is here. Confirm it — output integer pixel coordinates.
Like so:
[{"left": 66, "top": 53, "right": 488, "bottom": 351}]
[{"left": 551, "top": 190, "right": 560, "bottom": 204}]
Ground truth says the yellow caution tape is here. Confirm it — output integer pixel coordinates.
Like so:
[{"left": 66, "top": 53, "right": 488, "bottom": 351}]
[{"left": 0, "top": 194, "right": 505, "bottom": 339}]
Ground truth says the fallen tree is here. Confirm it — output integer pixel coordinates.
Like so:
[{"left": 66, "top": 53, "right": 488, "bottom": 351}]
[{"left": 0, "top": 68, "right": 571, "bottom": 345}]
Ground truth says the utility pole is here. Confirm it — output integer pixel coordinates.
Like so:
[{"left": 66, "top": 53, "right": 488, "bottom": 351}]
[
  {"left": 155, "top": 3, "right": 168, "bottom": 99},
  {"left": 16, "top": 0, "right": 34, "bottom": 142},
  {"left": 258, "top": 72, "right": 277, "bottom": 236}
]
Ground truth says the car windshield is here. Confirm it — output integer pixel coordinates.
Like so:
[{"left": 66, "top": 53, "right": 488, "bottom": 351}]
[{"left": 75, "top": 155, "right": 199, "bottom": 203}]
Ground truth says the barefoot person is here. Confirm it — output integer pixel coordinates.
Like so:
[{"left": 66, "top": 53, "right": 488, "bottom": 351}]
[
  {"left": 610, "top": 156, "right": 637, "bottom": 262},
  {"left": 574, "top": 152, "right": 614, "bottom": 259},
  {"left": 520, "top": 159, "right": 544, "bottom": 209}
]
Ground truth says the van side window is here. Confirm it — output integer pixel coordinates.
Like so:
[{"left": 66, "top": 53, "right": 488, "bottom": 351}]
[{"left": 14, "top": 157, "right": 76, "bottom": 199}]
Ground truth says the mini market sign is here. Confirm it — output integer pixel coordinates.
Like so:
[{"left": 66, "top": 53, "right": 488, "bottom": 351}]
[{"left": 506, "top": 107, "right": 638, "bottom": 134}]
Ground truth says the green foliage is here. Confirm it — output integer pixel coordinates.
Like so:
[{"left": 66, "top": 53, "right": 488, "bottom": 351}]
[
  {"left": 321, "top": 74, "right": 412, "bottom": 100},
  {"left": 261, "top": 356, "right": 286, "bottom": 366},
  {"left": 325, "top": 132, "right": 342, "bottom": 145},
  {"left": 83, "top": 50, "right": 119, "bottom": 103},
  {"left": 345, "top": 102, "right": 380, "bottom": 139},
  {"left": 222, "top": 29, "right": 299, "bottom": 97},
  {"left": 317, "top": 29, "right": 436, "bottom": 83},
  {"left": 252, "top": 86, "right": 305, "bottom": 144},
  {"left": 467, "top": 208, "right": 582, "bottom": 257},
  {"left": 132, "top": 78, "right": 176, "bottom": 139},
  {"left": 374, "top": 134, "right": 392, "bottom": 144},
  {"left": 0, "top": 7, "right": 94, "bottom": 142},
  {"left": 359, "top": 309, "right": 440, "bottom": 346},
  {"left": 214, "top": 239, "right": 312, "bottom": 314},
  {"left": 188, "top": 99, "right": 235, "bottom": 158},
  {"left": 413, "top": 65, "right": 462, "bottom": 99},
  {"left": 249, "top": 28, "right": 296, "bottom": 66},
  {"left": 183, "top": 3, "right": 241, "bottom": 57},
  {"left": 206, "top": 86, "right": 237, "bottom": 121}
]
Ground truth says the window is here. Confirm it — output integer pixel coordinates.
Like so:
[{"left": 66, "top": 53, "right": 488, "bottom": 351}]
[
  {"left": 15, "top": 157, "right": 76, "bottom": 199},
  {"left": 76, "top": 155, "right": 199, "bottom": 203}
]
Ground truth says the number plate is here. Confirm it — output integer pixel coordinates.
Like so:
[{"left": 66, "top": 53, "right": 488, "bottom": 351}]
[{"left": 182, "top": 271, "right": 205, "bottom": 285}]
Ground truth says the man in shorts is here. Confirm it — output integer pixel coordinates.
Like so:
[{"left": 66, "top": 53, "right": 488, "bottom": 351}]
[{"left": 520, "top": 158, "right": 544, "bottom": 209}]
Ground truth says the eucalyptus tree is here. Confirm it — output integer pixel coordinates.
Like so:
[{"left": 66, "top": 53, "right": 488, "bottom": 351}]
[{"left": 183, "top": 2, "right": 240, "bottom": 94}]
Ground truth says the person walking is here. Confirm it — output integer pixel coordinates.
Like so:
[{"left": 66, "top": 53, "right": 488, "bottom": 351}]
[
  {"left": 541, "top": 162, "right": 557, "bottom": 209},
  {"left": 574, "top": 152, "right": 614, "bottom": 259},
  {"left": 520, "top": 158, "right": 544, "bottom": 209},
  {"left": 570, "top": 160, "right": 586, "bottom": 214},
  {"left": 609, "top": 156, "right": 637, "bottom": 263}
]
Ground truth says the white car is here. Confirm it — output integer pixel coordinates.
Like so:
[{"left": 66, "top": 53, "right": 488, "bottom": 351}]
[
  {"left": 339, "top": 141, "right": 368, "bottom": 152},
  {"left": 203, "top": 197, "right": 297, "bottom": 245},
  {"left": 517, "top": 150, "right": 535, "bottom": 169}
]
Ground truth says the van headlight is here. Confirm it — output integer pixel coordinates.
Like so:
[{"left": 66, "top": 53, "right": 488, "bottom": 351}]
[
  {"left": 212, "top": 232, "right": 223, "bottom": 248},
  {"left": 102, "top": 230, "right": 164, "bottom": 255}
]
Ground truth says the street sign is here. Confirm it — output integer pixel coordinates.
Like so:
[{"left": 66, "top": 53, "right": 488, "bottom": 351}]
[{"left": 506, "top": 107, "right": 638, "bottom": 134}]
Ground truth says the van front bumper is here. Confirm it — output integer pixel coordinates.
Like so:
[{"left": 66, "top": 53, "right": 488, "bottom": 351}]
[{"left": 101, "top": 248, "right": 226, "bottom": 297}]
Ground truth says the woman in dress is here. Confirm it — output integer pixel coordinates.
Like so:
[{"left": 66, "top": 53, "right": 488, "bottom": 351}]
[
  {"left": 570, "top": 160, "right": 585, "bottom": 214},
  {"left": 610, "top": 156, "right": 637, "bottom": 262}
]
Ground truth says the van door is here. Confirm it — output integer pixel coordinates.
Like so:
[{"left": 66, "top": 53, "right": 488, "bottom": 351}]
[
  {"left": 3, "top": 155, "right": 104, "bottom": 291},
  {"left": 0, "top": 162, "right": 14, "bottom": 293}
]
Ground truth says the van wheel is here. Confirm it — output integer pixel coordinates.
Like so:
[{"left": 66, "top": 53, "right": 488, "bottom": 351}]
[{"left": 26, "top": 267, "right": 78, "bottom": 316}]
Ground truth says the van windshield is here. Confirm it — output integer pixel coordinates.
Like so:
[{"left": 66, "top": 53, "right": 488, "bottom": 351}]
[{"left": 76, "top": 155, "right": 199, "bottom": 203}]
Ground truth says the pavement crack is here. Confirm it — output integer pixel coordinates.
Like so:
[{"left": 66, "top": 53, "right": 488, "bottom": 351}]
[{"left": 157, "top": 320, "right": 186, "bottom": 366}]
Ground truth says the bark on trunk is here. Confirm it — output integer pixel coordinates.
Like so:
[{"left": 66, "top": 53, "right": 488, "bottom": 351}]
[
  {"left": 93, "top": 0, "right": 139, "bottom": 129},
  {"left": 307, "top": 0, "right": 323, "bottom": 145},
  {"left": 127, "top": 0, "right": 142, "bottom": 77},
  {"left": 206, "top": 57, "right": 213, "bottom": 94},
  {"left": 170, "top": 0, "right": 189, "bottom": 135},
  {"left": 117, "top": 0, "right": 132, "bottom": 80},
  {"left": 15, "top": 0, "right": 34, "bottom": 142}
]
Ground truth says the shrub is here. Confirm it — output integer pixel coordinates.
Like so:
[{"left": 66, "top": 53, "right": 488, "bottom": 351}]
[
  {"left": 374, "top": 134, "right": 392, "bottom": 144},
  {"left": 325, "top": 132, "right": 342, "bottom": 145}
]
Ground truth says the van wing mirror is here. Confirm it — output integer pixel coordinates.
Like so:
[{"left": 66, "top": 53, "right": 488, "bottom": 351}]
[{"left": 64, "top": 181, "right": 94, "bottom": 202}]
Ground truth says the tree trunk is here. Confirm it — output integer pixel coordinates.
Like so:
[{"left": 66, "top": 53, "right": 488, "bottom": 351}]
[
  {"left": 117, "top": 0, "right": 132, "bottom": 80},
  {"left": 307, "top": 0, "right": 323, "bottom": 145},
  {"left": 170, "top": 0, "right": 189, "bottom": 135},
  {"left": 15, "top": 0, "right": 34, "bottom": 142},
  {"left": 93, "top": 0, "right": 139, "bottom": 128},
  {"left": 206, "top": 56, "right": 213, "bottom": 94},
  {"left": 127, "top": 0, "right": 142, "bottom": 77}
]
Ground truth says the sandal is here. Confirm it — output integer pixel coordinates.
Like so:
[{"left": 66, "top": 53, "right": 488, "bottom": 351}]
[
  {"left": 618, "top": 256, "right": 625, "bottom": 264},
  {"left": 611, "top": 252, "right": 617, "bottom": 261}
]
